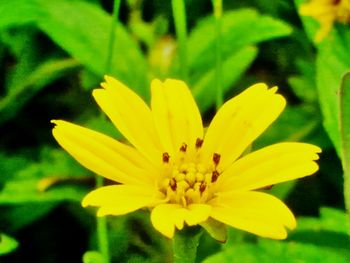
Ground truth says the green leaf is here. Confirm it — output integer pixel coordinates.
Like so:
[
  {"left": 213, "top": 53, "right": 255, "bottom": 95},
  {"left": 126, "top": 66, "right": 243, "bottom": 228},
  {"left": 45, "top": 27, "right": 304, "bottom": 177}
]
[
  {"left": 0, "top": 58, "right": 80, "bottom": 124},
  {"left": 0, "top": 148, "right": 89, "bottom": 205},
  {"left": 289, "top": 208, "right": 350, "bottom": 254},
  {"left": 297, "top": 0, "right": 350, "bottom": 229},
  {"left": 203, "top": 240, "right": 350, "bottom": 263},
  {"left": 1, "top": 27, "right": 39, "bottom": 94},
  {"left": 316, "top": 47, "right": 343, "bottom": 156},
  {"left": 0, "top": 152, "right": 29, "bottom": 183},
  {"left": 36, "top": 0, "right": 148, "bottom": 98},
  {"left": 186, "top": 8, "right": 291, "bottom": 111},
  {"left": 288, "top": 59, "right": 317, "bottom": 103},
  {"left": 0, "top": 0, "right": 42, "bottom": 29},
  {"left": 340, "top": 73, "right": 350, "bottom": 171},
  {"left": 187, "top": 8, "right": 292, "bottom": 79},
  {"left": 1, "top": 27, "right": 77, "bottom": 124},
  {"left": 82, "top": 251, "right": 104, "bottom": 263},
  {"left": 295, "top": 207, "right": 348, "bottom": 235},
  {"left": 316, "top": 28, "right": 350, "bottom": 156},
  {"left": 206, "top": 208, "right": 350, "bottom": 262},
  {"left": 0, "top": 233, "right": 18, "bottom": 256},
  {"left": 296, "top": 0, "right": 350, "bottom": 157},
  {"left": 192, "top": 46, "right": 257, "bottom": 112},
  {"left": 0, "top": 179, "right": 87, "bottom": 204},
  {"left": 0, "top": 204, "right": 56, "bottom": 232},
  {"left": 254, "top": 105, "right": 321, "bottom": 148},
  {"left": 339, "top": 72, "right": 350, "bottom": 231}
]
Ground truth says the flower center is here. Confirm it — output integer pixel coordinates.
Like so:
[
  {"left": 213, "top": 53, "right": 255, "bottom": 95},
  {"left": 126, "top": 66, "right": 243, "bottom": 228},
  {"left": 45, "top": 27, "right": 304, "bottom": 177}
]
[{"left": 159, "top": 139, "right": 221, "bottom": 207}]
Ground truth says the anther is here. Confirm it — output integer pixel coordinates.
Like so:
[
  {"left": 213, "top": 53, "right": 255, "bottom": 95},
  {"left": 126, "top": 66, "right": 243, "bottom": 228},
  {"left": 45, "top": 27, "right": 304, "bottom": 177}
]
[
  {"left": 213, "top": 153, "right": 221, "bottom": 166},
  {"left": 170, "top": 178, "right": 177, "bottom": 191},
  {"left": 211, "top": 170, "right": 220, "bottom": 182},
  {"left": 180, "top": 143, "right": 187, "bottom": 152},
  {"left": 199, "top": 182, "right": 206, "bottom": 193},
  {"left": 195, "top": 138, "right": 203, "bottom": 149},
  {"left": 162, "top": 152, "right": 170, "bottom": 163}
]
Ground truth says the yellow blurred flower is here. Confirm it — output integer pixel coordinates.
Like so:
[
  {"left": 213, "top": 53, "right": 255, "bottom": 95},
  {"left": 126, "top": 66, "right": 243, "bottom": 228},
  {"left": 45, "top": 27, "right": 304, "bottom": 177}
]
[
  {"left": 52, "top": 76, "right": 321, "bottom": 240},
  {"left": 300, "top": 0, "right": 350, "bottom": 42}
]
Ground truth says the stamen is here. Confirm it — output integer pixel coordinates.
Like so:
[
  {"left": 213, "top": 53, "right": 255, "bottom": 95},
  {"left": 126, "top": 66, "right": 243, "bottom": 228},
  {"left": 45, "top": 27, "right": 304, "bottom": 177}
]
[
  {"left": 195, "top": 138, "right": 203, "bottom": 149},
  {"left": 199, "top": 182, "right": 206, "bottom": 193},
  {"left": 180, "top": 143, "right": 187, "bottom": 152},
  {"left": 163, "top": 152, "right": 170, "bottom": 163},
  {"left": 211, "top": 170, "right": 220, "bottom": 182},
  {"left": 213, "top": 153, "right": 221, "bottom": 166},
  {"left": 170, "top": 178, "right": 177, "bottom": 191}
]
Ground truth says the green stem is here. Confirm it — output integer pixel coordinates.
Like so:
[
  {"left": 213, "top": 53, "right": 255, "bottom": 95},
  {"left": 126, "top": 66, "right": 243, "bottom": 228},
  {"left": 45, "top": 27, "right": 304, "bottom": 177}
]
[
  {"left": 172, "top": 0, "right": 188, "bottom": 80},
  {"left": 212, "top": 0, "right": 223, "bottom": 110},
  {"left": 96, "top": 177, "right": 110, "bottom": 263},
  {"left": 105, "top": 0, "right": 121, "bottom": 74},
  {"left": 173, "top": 226, "right": 203, "bottom": 263}
]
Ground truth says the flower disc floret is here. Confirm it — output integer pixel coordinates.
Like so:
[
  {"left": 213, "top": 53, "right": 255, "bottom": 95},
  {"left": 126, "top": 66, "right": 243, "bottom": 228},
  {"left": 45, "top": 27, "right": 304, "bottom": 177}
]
[{"left": 159, "top": 142, "right": 222, "bottom": 206}]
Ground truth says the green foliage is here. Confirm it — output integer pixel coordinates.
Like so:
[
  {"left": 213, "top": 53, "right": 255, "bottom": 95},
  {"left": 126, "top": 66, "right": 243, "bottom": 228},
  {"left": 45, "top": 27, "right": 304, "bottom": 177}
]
[
  {"left": 0, "top": 148, "right": 89, "bottom": 205},
  {"left": 0, "top": 204, "right": 56, "bottom": 232},
  {"left": 203, "top": 241, "right": 350, "bottom": 263},
  {"left": 0, "top": 0, "right": 42, "bottom": 29},
  {"left": 0, "top": 58, "right": 80, "bottom": 124},
  {"left": 316, "top": 34, "right": 350, "bottom": 157},
  {"left": 37, "top": 0, "right": 149, "bottom": 97},
  {"left": 0, "top": 0, "right": 348, "bottom": 261},
  {"left": 187, "top": 8, "right": 292, "bottom": 111},
  {"left": 296, "top": 0, "right": 350, "bottom": 231},
  {"left": 340, "top": 72, "right": 350, "bottom": 229},
  {"left": 340, "top": 74, "right": 350, "bottom": 174},
  {"left": 204, "top": 208, "right": 350, "bottom": 263},
  {"left": 193, "top": 46, "right": 257, "bottom": 112},
  {"left": 0, "top": 233, "right": 18, "bottom": 256},
  {"left": 82, "top": 251, "right": 105, "bottom": 263},
  {"left": 187, "top": 8, "right": 292, "bottom": 78},
  {"left": 173, "top": 227, "right": 203, "bottom": 263}
]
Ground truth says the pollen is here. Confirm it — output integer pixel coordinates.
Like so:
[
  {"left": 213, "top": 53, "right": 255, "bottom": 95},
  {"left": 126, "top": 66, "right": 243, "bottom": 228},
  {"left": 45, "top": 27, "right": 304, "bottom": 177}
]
[{"left": 159, "top": 140, "right": 221, "bottom": 206}]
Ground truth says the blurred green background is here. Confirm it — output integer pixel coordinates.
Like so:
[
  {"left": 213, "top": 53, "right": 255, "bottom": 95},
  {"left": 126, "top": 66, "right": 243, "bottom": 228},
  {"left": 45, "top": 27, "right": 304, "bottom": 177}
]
[{"left": 0, "top": 0, "right": 349, "bottom": 262}]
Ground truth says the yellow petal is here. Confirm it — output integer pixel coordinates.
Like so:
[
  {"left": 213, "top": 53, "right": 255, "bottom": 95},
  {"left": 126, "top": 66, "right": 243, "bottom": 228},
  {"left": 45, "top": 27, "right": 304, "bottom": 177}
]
[
  {"left": 151, "top": 204, "right": 182, "bottom": 238},
  {"left": 185, "top": 204, "right": 212, "bottom": 225},
  {"left": 82, "top": 185, "right": 162, "bottom": 216},
  {"left": 202, "top": 84, "right": 286, "bottom": 169},
  {"left": 93, "top": 76, "right": 162, "bottom": 164},
  {"left": 219, "top": 142, "right": 321, "bottom": 192},
  {"left": 315, "top": 15, "right": 335, "bottom": 42},
  {"left": 210, "top": 191, "right": 296, "bottom": 239},
  {"left": 299, "top": 0, "right": 337, "bottom": 42},
  {"left": 150, "top": 203, "right": 211, "bottom": 238},
  {"left": 300, "top": 0, "right": 335, "bottom": 17},
  {"left": 52, "top": 120, "right": 156, "bottom": 185},
  {"left": 151, "top": 79, "right": 203, "bottom": 157}
]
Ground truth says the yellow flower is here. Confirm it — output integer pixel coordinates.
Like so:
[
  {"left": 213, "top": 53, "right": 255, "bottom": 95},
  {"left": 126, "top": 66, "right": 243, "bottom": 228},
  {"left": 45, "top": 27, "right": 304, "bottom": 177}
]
[
  {"left": 300, "top": 0, "right": 350, "bottom": 42},
  {"left": 52, "top": 76, "right": 321, "bottom": 240}
]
